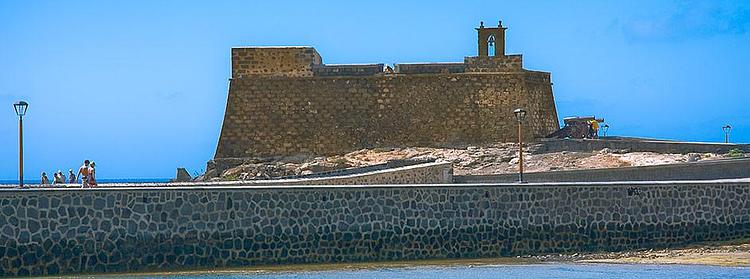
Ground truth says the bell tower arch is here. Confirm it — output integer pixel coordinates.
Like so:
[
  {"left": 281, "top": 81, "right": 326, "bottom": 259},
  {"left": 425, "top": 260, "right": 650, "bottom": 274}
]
[{"left": 477, "top": 20, "right": 507, "bottom": 57}]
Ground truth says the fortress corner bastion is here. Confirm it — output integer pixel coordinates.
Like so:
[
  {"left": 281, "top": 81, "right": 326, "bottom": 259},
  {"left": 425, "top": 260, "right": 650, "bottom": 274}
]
[{"left": 215, "top": 21, "right": 559, "bottom": 158}]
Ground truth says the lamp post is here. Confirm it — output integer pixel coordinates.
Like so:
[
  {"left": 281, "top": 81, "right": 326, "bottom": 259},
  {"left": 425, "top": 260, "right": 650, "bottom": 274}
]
[
  {"left": 13, "top": 101, "right": 28, "bottom": 188},
  {"left": 513, "top": 108, "right": 527, "bottom": 183},
  {"left": 722, "top": 125, "right": 732, "bottom": 143},
  {"left": 602, "top": 124, "right": 610, "bottom": 138}
]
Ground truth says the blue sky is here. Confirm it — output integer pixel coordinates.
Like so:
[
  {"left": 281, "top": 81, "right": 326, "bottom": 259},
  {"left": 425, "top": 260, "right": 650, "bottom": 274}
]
[{"left": 1, "top": 0, "right": 748, "bottom": 180}]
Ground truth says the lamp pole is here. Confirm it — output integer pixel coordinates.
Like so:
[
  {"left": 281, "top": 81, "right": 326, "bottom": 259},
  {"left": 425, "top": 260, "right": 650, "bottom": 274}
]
[
  {"left": 602, "top": 124, "right": 610, "bottom": 138},
  {"left": 13, "top": 101, "right": 29, "bottom": 188},
  {"left": 723, "top": 125, "right": 732, "bottom": 143},
  {"left": 513, "top": 108, "right": 527, "bottom": 183},
  {"left": 19, "top": 114, "right": 23, "bottom": 188}
]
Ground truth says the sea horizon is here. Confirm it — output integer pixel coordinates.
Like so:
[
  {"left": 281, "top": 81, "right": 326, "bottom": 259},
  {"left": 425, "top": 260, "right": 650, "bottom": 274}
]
[{"left": 0, "top": 177, "right": 172, "bottom": 185}]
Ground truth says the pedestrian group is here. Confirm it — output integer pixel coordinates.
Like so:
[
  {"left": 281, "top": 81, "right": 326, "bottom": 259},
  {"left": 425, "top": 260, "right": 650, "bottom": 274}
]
[{"left": 40, "top": 159, "right": 97, "bottom": 187}]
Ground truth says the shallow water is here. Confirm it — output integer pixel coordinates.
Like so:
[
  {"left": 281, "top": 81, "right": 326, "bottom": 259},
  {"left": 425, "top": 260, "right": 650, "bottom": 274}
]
[{"left": 125, "top": 263, "right": 749, "bottom": 279}]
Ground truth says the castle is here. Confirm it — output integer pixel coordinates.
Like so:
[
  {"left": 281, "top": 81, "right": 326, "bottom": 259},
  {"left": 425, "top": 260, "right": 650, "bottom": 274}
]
[{"left": 214, "top": 21, "right": 559, "bottom": 159}]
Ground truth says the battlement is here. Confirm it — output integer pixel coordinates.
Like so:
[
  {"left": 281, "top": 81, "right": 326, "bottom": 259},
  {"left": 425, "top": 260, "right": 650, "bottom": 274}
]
[
  {"left": 231, "top": 21, "right": 525, "bottom": 79},
  {"left": 312, "top": 63, "right": 384, "bottom": 76},
  {"left": 231, "top": 47, "right": 321, "bottom": 78},
  {"left": 231, "top": 51, "right": 525, "bottom": 78},
  {"left": 394, "top": 63, "right": 466, "bottom": 74},
  {"left": 465, "top": 55, "right": 523, "bottom": 72}
]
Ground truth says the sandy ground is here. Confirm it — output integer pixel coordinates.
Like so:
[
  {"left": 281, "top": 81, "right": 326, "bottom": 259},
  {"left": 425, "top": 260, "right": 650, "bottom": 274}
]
[
  {"left": 559, "top": 240, "right": 750, "bottom": 267},
  {"left": 212, "top": 143, "right": 740, "bottom": 180},
  {"left": 102, "top": 240, "right": 750, "bottom": 278}
]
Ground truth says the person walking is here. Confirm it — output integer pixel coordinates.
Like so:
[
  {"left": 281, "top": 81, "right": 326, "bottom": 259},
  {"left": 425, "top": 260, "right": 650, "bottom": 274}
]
[
  {"left": 52, "top": 172, "right": 63, "bottom": 185},
  {"left": 68, "top": 169, "right": 76, "bottom": 184},
  {"left": 41, "top": 172, "right": 50, "bottom": 185},
  {"left": 87, "top": 162, "right": 97, "bottom": 187},
  {"left": 77, "top": 160, "right": 90, "bottom": 188},
  {"left": 58, "top": 170, "right": 66, "bottom": 184},
  {"left": 589, "top": 119, "right": 600, "bottom": 139}
]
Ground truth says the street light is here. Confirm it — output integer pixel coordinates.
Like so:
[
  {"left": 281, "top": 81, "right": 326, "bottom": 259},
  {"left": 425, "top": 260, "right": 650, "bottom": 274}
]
[
  {"left": 602, "top": 124, "right": 610, "bottom": 138},
  {"left": 723, "top": 125, "right": 732, "bottom": 143},
  {"left": 13, "top": 101, "right": 28, "bottom": 188},
  {"left": 513, "top": 108, "right": 527, "bottom": 183}
]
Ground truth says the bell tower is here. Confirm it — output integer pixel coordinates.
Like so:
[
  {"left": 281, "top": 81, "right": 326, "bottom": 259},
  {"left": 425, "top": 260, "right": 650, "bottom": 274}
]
[{"left": 477, "top": 20, "right": 506, "bottom": 57}]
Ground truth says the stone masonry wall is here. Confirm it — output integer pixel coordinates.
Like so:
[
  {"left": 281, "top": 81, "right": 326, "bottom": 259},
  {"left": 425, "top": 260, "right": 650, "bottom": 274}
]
[
  {"left": 465, "top": 55, "right": 523, "bottom": 72},
  {"left": 231, "top": 47, "right": 321, "bottom": 78},
  {"left": 215, "top": 71, "right": 558, "bottom": 158},
  {"left": 1, "top": 180, "right": 750, "bottom": 276},
  {"left": 215, "top": 162, "right": 453, "bottom": 186}
]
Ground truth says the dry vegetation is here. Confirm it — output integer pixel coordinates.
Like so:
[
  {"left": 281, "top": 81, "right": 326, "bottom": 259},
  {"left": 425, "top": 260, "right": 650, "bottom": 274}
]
[{"left": 211, "top": 143, "right": 739, "bottom": 181}]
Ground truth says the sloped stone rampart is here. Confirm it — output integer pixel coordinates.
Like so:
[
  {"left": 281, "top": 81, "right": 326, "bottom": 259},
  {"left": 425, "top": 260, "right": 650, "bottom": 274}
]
[{"left": 215, "top": 71, "right": 558, "bottom": 157}]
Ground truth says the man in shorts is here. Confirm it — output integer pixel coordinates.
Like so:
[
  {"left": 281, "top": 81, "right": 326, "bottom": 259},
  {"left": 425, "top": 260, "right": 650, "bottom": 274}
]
[{"left": 77, "top": 160, "right": 90, "bottom": 188}]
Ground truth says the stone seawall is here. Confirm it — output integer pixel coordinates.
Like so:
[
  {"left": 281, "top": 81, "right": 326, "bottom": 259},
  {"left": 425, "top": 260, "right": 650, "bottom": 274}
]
[{"left": 2, "top": 179, "right": 750, "bottom": 276}]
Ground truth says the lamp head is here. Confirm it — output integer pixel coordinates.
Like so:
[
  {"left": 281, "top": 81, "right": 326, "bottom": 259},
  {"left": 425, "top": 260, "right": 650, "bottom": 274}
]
[
  {"left": 13, "top": 101, "right": 28, "bottom": 117},
  {"left": 513, "top": 108, "right": 526, "bottom": 122},
  {"left": 723, "top": 125, "right": 732, "bottom": 133}
]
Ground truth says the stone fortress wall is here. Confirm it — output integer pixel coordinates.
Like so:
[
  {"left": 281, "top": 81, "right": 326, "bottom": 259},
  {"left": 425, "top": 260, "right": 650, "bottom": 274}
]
[
  {"left": 215, "top": 22, "right": 559, "bottom": 158},
  {"left": 2, "top": 179, "right": 750, "bottom": 276}
]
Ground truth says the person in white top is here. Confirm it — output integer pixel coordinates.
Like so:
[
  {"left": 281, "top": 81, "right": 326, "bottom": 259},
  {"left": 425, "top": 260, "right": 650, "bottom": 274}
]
[
  {"left": 58, "top": 170, "right": 66, "bottom": 184},
  {"left": 87, "top": 162, "right": 97, "bottom": 187},
  {"left": 52, "top": 171, "right": 63, "bottom": 185}
]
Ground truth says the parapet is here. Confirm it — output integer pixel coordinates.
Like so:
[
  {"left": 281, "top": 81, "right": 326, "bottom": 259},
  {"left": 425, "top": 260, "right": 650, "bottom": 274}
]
[
  {"left": 394, "top": 63, "right": 466, "bottom": 74},
  {"left": 231, "top": 48, "right": 526, "bottom": 78},
  {"left": 231, "top": 47, "right": 322, "bottom": 78},
  {"left": 464, "top": 55, "right": 523, "bottom": 72},
  {"left": 312, "top": 64, "right": 384, "bottom": 76}
]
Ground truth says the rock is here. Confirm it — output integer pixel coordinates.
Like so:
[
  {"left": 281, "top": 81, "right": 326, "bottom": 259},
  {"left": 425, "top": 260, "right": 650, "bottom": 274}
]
[
  {"left": 238, "top": 172, "right": 251, "bottom": 180},
  {"left": 173, "top": 168, "right": 192, "bottom": 182},
  {"left": 413, "top": 155, "right": 438, "bottom": 162},
  {"left": 299, "top": 162, "right": 312, "bottom": 171},
  {"left": 687, "top": 153, "right": 701, "bottom": 162},
  {"left": 599, "top": 148, "right": 612, "bottom": 154},
  {"left": 509, "top": 158, "right": 519, "bottom": 165}
]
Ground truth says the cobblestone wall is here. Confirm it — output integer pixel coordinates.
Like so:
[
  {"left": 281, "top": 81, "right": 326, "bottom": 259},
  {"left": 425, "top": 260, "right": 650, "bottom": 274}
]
[{"left": 1, "top": 180, "right": 750, "bottom": 276}]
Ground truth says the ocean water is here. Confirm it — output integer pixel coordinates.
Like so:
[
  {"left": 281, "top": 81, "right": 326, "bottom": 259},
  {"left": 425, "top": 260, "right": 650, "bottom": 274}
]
[
  {"left": 0, "top": 178, "right": 171, "bottom": 185},
  {"left": 126, "top": 264, "right": 749, "bottom": 279}
]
